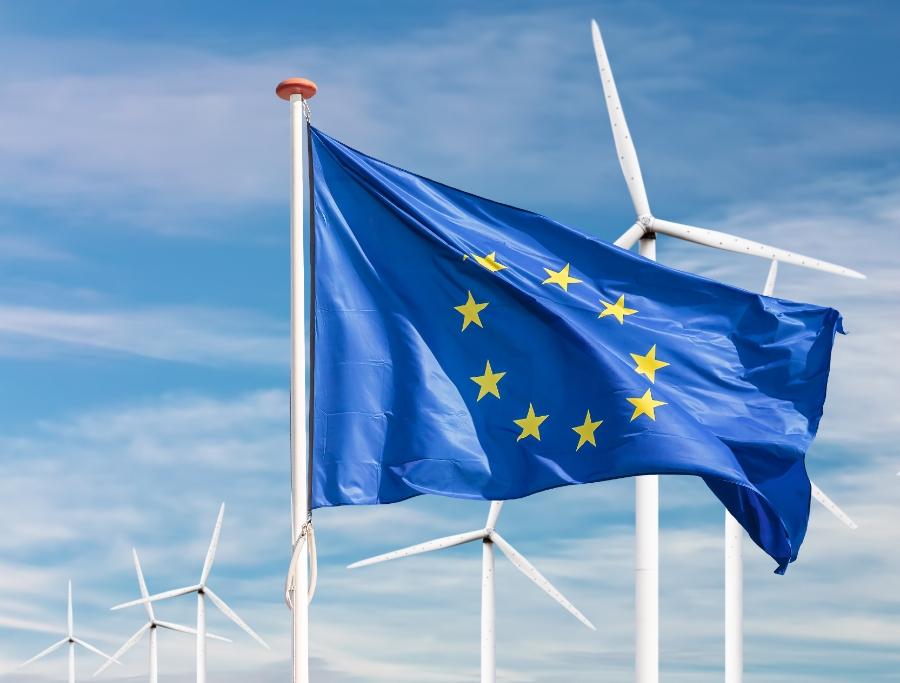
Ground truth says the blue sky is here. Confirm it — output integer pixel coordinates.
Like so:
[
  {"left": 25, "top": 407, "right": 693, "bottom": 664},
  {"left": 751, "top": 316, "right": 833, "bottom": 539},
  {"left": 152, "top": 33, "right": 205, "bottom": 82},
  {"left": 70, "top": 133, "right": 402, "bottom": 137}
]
[{"left": 0, "top": 1, "right": 897, "bottom": 681}]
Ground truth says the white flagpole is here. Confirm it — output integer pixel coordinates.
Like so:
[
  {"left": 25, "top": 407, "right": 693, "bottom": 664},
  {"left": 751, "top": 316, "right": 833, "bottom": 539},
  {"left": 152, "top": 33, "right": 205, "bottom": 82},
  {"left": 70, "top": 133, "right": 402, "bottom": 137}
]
[
  {"left": 277, "top": 76, "right": 318, "bottom": 683},
  {"left": 636, "top": 235, "right": 659, "bottom": 683},
  {"left": 724, "top": 258, "right": 778, "bottom": 683}
]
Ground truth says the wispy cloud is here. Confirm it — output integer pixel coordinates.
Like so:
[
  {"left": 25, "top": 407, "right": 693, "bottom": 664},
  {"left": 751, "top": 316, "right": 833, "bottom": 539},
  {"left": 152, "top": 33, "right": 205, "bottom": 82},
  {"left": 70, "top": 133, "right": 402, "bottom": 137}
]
[
  {"left": 0, "top": 304, "right": 286, "bottom": 365},
  {"left": 2, "top": 8, "right": 898, "bottom": 239},
  {"left": 0, "top": 234, "right": 71, "bottom": 262}
]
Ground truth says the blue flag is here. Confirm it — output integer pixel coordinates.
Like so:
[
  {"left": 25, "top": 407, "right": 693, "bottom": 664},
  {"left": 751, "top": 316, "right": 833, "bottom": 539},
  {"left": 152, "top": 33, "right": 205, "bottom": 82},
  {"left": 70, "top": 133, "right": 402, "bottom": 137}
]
[{"left": 309, "top": 127, "right": 843, "bottom": 572}]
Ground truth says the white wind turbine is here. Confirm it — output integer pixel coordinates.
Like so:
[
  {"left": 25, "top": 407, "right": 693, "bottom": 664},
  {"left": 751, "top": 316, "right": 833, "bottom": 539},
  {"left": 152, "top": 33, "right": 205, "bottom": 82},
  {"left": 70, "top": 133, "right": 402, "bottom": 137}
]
[
  {"left": 95, "top": 548, "right": 231, "bottom": 682},
  {"left": 18, "top": 581, "right": 118, "bottom": 683},
  {"left": 111, "top": 503, "right": 269, "bottom": 683},
  {"left": 722, "top": 258, "right": 858, "bottom": 683},
  {"left": 349, "top": 501, "right": 595, "bottom": 683},
  {"left": 589, "top": 19, "right": 862, "bottom": 683}
]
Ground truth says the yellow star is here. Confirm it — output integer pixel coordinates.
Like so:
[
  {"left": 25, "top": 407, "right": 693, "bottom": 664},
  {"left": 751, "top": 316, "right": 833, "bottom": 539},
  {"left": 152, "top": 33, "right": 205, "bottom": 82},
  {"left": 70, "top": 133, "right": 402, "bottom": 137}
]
[
  {"left": 513, "top": 403, "right": 549, "bottom": 441},
  {"left": 626, "top": 389, "right": 667, "bottom": 421},
  {"left": 454, "top": 291, "right": 489, "bottom": 331},
  {"left": 598, "top": 294, "right": 638, "bottom": 324},
  {"left": 572, "top": 410, "right": 603, "bottom": 451},
  {"left": 473, "top": 251, "right": 507, "bottom": 272},
  {"left": 542, "top": 263, "right": 583, "bottom": 292},
  {"left": 630, "top": 344, "right": 670, "bottom": 383},
  {"left": 470, "top": 360, "right": 506, "bottom": 401}
]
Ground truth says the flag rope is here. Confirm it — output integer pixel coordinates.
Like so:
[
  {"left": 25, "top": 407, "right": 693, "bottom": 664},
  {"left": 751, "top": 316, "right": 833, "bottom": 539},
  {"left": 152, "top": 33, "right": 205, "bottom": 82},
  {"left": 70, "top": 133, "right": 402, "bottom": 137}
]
[{"left": 285, "top": 518, "right": 317, "bottom": 609}]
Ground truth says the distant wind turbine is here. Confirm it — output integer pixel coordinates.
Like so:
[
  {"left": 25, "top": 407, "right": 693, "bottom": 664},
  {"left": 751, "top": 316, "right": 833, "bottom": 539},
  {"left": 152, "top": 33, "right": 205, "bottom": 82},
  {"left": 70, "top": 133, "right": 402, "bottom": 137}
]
[
  {"left": 95, "top": 548, "right": 231, "bottom": 682},
  {"left": 589, "top": 19, "right": 863, "bottom": 683},
  {"left": 111, "top": 503, "right": 269, "bottom": 683},
  {"left": 349, "top": 501, "right": 595, "bottom": 683},
  {"left": 18, "top": 581, "right": 118, "bottom": 683}
]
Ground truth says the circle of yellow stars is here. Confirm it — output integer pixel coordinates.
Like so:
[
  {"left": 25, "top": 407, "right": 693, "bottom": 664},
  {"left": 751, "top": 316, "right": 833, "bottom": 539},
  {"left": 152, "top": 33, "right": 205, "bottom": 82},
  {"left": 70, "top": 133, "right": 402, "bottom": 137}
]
[{"left": 454, "top": 250, "right": 670, "bottom": 450}]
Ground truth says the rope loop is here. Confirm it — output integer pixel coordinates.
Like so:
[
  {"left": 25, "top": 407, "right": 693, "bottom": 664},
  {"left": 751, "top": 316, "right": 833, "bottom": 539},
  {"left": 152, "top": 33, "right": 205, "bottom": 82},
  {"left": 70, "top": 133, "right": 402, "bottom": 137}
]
[{"left": 284, "top": 516, "right": 318, "bottom": 609}]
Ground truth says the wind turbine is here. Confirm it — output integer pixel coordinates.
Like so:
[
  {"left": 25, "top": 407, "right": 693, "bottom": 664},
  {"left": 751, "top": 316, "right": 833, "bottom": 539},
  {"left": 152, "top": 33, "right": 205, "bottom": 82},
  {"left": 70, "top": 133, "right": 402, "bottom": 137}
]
[
  {"left": 589, "top": 19, "right": 862, "bottom": 683},
  {"left": 721, "top": 259, "right": 858, "bottom": 683},
  {"left": 95, "top": 548, "right": 231, "bottom": 682},
  {"left": 111, "top": 503, "right": 269, "bottom": 683},
  {"left": 18, "top": 581, "right": 118, "bottom": 683},
  {"left": 349, "top": 501, "right": 596, "bottom": 683}
]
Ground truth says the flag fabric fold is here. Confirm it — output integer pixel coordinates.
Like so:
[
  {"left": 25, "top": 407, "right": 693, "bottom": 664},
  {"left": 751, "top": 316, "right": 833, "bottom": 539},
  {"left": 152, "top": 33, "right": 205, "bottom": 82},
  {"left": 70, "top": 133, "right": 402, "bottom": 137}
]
[{"left": 308, "top": 126, "right": 843, "bottom": 572}]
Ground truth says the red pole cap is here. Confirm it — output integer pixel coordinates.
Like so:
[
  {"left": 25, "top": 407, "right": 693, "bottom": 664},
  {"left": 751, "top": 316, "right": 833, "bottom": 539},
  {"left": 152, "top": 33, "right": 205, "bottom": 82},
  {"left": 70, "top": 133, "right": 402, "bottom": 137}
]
[{"left": 276, "top": 78, "right": 318, "bottom": 101}]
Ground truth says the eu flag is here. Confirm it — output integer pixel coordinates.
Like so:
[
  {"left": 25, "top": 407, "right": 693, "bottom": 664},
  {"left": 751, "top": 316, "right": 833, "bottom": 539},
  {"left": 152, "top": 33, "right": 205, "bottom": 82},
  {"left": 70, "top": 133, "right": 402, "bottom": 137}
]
[{"left": 309, "top": 127, "right": 843, "bottom": 572}]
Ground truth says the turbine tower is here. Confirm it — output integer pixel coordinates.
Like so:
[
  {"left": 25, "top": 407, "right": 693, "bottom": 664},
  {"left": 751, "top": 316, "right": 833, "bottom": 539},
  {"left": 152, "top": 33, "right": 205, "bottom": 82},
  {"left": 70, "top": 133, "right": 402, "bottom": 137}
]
[
  {"left": 349, "top": 501, "right": 596, "bottom": 683},
  {"left": 18, "top": 581, "right": 118, "bottom": 683},
  {"left": 95, "top": 548, "right": 231, "bottom": 682},
  {"left": 589, "top": 19, "right": 862, "bottom": 683},
  {"left": 721, "top": 259, "right": 858, "bottom": 683},
  {"left": 111, "top": 503, "right": 269, "bottom": 683}
]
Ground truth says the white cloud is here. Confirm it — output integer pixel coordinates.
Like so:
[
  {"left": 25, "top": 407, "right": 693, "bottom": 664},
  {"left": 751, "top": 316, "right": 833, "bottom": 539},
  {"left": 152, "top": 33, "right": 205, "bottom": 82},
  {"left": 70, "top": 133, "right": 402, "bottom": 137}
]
[
  {"left": 2, "top": 9, "right": 897, "bottom": 239},
  {"left": 0, "top": 234, "right": 71, "bottom": 262},
  {"left": 0, "top": 304, "right": 286, "bottom": 365}
]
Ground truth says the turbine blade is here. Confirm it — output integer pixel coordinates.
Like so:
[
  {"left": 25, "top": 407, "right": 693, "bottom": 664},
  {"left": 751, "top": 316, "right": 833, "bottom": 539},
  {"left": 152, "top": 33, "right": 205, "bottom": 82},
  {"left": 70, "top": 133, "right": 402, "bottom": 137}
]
[
  {"left": 347, "top": 529, "right": 486, "bottom": 569},
  {"left": 200, "top": 502, "right": 226, "bottom": 585},
  {"left": 490, "top": 531, "right": 596, "bottom": 631},
  {"left": 206, "top": 632, "right": 232, "bottom": 643},
  {"left": 613, "top": 222, "right": 646, "bottom": 249},
  {"left": 204, "top": 588, "right": 269, "bottom": 650},
  {"left": 763, "top": 259, "right": 779, "bottom": 296},
  {"left": 485, "top": 501, "right": 504, "bottom": 530},
  {"left": 111, "top": 584, "right": 201, "bottom": 610},
  {"left": 132, "top": 548, "right": 154, "bottom": 621},
  {"left": 67, "top": 580, "right": 73, "bottom": 637},
  {"left": 650, "top": 218, "right": 865, "bottom": 279},
  {"left": 591, "top": 19, "right": 651, "bottom": 218},
  {"left": 93, "top": 623, "right": 149, "bottom": 675},
  {"left": 18, "top": 638, "right": 68, "bottom": 669},
  {"left": 73, "top": 638, "right": 120, "bottom": 664},
  {"left": 811, "top": 482, "right": 858, "bottom": 530},
  {"left": 155, "top": 620, "right": 232, "bottom": 643}
]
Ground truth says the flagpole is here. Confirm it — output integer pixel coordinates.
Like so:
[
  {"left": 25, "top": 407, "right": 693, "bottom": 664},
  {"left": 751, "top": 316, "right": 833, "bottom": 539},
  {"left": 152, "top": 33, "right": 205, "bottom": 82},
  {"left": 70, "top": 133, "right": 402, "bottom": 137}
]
[
  {"left": 636, "top": 234, "right": 659, "bottom": 683},
  {"left": 724, "top": 258, "right": 778, "bottom": 683},
  {"left": 277, "top": 76, "right": 318, "bottom": 683}
]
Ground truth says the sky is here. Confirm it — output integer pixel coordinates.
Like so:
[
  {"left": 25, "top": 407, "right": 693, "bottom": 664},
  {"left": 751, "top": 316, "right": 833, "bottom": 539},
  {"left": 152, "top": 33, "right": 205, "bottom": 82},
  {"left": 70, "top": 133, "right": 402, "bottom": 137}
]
[{"left": 0, "top": 0, "right": 897, "bottom": 681}]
